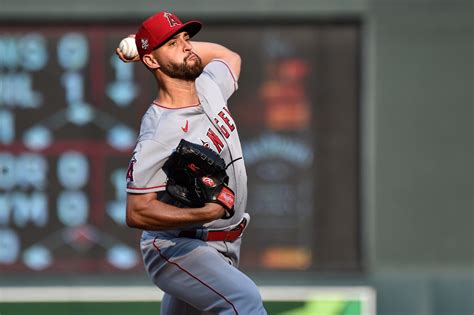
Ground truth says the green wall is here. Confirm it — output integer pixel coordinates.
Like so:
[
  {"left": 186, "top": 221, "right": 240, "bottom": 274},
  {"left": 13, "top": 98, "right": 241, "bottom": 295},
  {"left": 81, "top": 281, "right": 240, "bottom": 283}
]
[{"left": 368, "top": 1, "right": 473, "bottom": 271}]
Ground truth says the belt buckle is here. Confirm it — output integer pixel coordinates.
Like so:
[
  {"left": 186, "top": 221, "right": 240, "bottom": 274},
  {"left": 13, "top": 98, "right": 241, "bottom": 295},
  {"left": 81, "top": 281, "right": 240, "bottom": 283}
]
[
  {"left": 193, "top": 228, "right": 208, "bottom": 241},
  {"left": 201, "top": 229, "right": 209, "bottom": 241}
]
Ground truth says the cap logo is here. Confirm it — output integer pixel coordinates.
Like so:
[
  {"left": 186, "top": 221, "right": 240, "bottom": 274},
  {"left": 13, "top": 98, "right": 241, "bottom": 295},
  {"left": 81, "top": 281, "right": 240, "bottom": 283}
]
[
  {"left": 163, "top": 12, "right": 180, "bottom": 27},
  {"left": 141, "top": 38, "right": 149, "bottom": 50}
]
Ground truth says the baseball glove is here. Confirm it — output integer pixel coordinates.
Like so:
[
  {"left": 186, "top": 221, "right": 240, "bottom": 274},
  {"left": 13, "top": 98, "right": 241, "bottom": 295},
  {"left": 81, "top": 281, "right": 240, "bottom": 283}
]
[{"left": 162, "top": 139, "right": 235, "bottom": 219}]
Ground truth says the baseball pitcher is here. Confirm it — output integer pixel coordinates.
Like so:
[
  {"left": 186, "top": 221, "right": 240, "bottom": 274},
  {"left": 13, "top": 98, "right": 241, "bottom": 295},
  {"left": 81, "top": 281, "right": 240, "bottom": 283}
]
[{"left": 117, "top": 11, "right": 267, "bottom": 315}]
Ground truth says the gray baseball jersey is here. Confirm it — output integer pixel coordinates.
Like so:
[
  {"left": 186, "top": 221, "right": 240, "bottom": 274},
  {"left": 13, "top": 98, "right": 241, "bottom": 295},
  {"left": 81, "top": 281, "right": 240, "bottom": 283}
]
[
  {"left": 126, "top": 60, "right": 266, "bottom": 314},
  {"left": 126, "top": 59, "right": 247, "bottom": 230}
]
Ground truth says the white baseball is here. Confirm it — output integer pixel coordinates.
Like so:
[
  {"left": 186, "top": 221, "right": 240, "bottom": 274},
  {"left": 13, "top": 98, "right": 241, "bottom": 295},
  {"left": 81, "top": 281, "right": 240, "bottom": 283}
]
[{"left": 119, "top": 37, "right": 138, "bottom": 59}]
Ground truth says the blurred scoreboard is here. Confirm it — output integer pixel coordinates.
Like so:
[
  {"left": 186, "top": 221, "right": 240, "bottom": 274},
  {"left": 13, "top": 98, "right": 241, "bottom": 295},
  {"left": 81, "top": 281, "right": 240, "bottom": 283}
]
[{"left": 0, "top": 22, "right": 361, "bottom": 274}]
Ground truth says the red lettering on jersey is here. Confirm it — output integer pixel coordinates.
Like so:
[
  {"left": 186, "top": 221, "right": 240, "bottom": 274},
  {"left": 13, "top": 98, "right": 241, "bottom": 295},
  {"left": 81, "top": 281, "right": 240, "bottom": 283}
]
[
  {"left": 207, "top": 128, "right": 224, "bottom": 153},
  {"left": 163, "top": 12, "right": 180, "bottom": 27},
  {"left": 218, "top": 110, "right": 235, "bottom": 132},
  {"left": 214, "top": 118, "right": 230, "bottom": 138}
]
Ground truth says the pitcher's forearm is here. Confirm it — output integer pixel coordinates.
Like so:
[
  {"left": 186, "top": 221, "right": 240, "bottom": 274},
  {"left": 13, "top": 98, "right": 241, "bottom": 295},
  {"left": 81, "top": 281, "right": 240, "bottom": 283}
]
[{"left": 126, "top": 193, "right": 224, "bottom": 230}]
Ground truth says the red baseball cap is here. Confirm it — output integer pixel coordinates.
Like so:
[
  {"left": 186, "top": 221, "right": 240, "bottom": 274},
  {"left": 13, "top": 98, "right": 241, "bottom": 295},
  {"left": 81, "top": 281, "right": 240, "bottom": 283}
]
[{"left": 135, "top": 11, "right": 202, "bottom": 58}]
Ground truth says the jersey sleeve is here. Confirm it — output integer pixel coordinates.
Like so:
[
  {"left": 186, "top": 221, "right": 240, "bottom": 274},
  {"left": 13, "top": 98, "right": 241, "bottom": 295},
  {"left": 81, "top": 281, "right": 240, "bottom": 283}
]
[
  {"left": 125, "top": 139, "right": 169, "bottom": 194},
  {"left": 201, "top": 59, "right": 238, "bottom": 101}
]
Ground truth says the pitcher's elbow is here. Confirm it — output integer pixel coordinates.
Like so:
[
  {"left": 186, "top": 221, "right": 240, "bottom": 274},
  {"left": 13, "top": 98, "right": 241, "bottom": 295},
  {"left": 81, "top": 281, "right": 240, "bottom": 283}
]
[{"left": 125, "top": 207, "right": 139, "bottom": 228}]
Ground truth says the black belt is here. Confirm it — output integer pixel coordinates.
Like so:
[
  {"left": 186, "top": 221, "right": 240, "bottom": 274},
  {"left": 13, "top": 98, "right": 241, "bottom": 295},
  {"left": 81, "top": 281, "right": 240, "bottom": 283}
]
[{"left": 179, "top": 218, "right": 247, "bottom": 242}]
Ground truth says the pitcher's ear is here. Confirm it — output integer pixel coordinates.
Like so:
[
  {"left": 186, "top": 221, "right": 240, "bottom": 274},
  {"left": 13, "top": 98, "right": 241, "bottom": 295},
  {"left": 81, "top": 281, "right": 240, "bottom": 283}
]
[{"left": 143, "top": 54, "right": 160, "bottom": 69}]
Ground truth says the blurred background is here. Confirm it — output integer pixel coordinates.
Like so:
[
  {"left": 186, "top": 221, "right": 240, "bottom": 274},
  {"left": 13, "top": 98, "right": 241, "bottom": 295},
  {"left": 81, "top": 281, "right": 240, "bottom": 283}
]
[{"left": 0, "top": 0, "right": 472, "bottom": 314}]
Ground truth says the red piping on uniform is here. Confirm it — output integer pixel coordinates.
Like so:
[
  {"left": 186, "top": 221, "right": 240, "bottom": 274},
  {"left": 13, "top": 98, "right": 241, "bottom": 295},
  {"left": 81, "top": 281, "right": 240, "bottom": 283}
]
[
  {"left": 127, "top": 184, "right": 166, "bottom": 191},
  {"left": 152, "top": 238, "right": 238, "bottom": 315},
  {"left": 153, "top": 101, "right": 200, "bottom": 109}
]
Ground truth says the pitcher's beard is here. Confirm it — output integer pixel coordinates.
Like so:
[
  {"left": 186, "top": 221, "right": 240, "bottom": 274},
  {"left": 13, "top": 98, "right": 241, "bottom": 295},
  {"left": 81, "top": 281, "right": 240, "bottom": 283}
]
[{"left": 160, "top": 55, "right": 204, "bottom": 81}]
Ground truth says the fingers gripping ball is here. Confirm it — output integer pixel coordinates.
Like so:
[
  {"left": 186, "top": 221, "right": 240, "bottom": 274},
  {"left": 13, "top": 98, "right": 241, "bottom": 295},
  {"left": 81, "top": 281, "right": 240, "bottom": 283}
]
[
  {"left": 119, "top": 37, "right": 138, "bottom": 59},
  {"left": 163, "top": 139, "right": 235, "bottom": 219}
]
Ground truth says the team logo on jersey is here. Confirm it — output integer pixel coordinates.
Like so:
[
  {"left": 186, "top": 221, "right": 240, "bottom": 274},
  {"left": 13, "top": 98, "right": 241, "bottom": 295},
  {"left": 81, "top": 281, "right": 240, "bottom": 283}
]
[
  {"left": 126, "top": 156, "right": 137, "bottom": 183},
  {"left": 163, "top": 12, "right": 180, "bottom": 27},
  {"left": 141, "top": 38, "right": 149, "bottom": 50}
]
